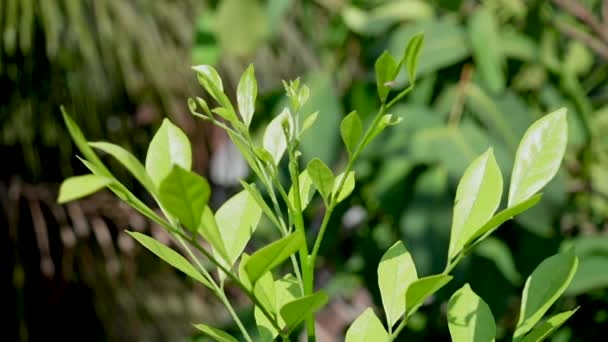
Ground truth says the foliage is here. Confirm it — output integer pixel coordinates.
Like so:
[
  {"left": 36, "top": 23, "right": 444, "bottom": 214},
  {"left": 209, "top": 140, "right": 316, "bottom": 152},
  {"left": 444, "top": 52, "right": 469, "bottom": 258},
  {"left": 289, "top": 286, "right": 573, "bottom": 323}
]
[{"left": 59, "top": 29, "right": 578, "bottom": 341}]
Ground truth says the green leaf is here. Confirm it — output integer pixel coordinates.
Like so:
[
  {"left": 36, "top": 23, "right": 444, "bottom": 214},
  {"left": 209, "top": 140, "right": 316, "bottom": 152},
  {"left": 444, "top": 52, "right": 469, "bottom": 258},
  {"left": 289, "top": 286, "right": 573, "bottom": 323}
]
[
  {"left": 158, "top": 165, "right": 210, "bottom": 233},
  {"left": 378, "top": 241, "right": 418, "bottom": 328},
  {"left": 406, "top": 274, "right": 452, "bottom": 315},
  {"left": 301, "top": 111, "right": 319, "bottom": 135},
  {"left": 192, "top": 65, "right": 233, "bottom": 113},
  {"left": 255, "top": 275, "right": 301, "bottom": 340},
  {"left": 467, "top": 194, "right": 542, "bottom": 247},
  {"left": 145, "top": 119, "right": 192, "bottom": 187},
  {"left": 340, "top": 111, "right": 363, "bottom": 157},
  {"left": 307, "top": 158, "right": 335, "bottom": 202},
  {"left": 514, "top": 252, "right": 578, "bottom": 340},
  {"left": 288, "top": 170, "right": 316, "bottom": 212},
  {"left": 508, "top": 108, "right": 568, "bottom": 207},
  {"left": 240, "top": 181, "right": 281, "bottom": 229},
  {"left": 193, "top": 323, "right": 238, "bottom": 342},
  {"left": 245, "top": 232, "right": 305, "bottom": 284},
  {"left": 520, "top": 308, "right": 578, "bottom": 342},
  {"left": 127, "top": 231, "right": 212, "bottom": 289},
  {"left": 216, "top": 189, "right": 262, "bottom": 266},
  {"left": 61, "top": 108, "right": 108, "bottom": 174},
  {"left": 263, "top": 108, "right": 292, "bottom": 165},
  {"left": 469, "top": 7, "right": 504, "bottom": 93},
  {"left": 375, "top": 51, "right": 397, "bottom": 102},
  {"left": 58, "top": 174, "right": 112, "bottom": 204},
  {"left": 89, "top": 142, "right": 156, "bottom": 195},
  {"left": 191, "top": 207, "right": 227, "bottom": 265},
  {"left": 345, "top": 308, "right": 389, "bottom": 342},
  {"left": 280, "top": 291, "right": 329, "bottom": 331},
  {"left": 448, "top": 284, "right": 496, "bottom": 342},
  {"left": 333, "top": 171, "right": 356, "bottom": 203},
  {"left": 402, "top": 32, "right": 424, "bottom": 84},
  {"left": 362, "top": 114, "right": 402, "bottom": 149},
  {"left": 448, "top": 148, "right": 503, "bottom": 260},
  {"left": 237, "top": 64, "right": 257, "bottom": 127}
]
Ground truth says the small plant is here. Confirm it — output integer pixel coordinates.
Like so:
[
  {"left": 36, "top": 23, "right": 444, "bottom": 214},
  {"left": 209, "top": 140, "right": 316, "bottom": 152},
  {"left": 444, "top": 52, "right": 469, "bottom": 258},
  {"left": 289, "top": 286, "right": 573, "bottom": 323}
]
[{"left": 58, "top": 33, "right": 578, "bottom": 341}]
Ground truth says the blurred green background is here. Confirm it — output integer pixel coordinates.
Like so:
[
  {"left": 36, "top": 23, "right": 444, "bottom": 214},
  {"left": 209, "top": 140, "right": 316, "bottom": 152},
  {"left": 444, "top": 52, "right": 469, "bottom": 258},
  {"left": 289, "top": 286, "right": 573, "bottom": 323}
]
[{"left": 1, "top": 0, "right": 608, "bottom": 341}]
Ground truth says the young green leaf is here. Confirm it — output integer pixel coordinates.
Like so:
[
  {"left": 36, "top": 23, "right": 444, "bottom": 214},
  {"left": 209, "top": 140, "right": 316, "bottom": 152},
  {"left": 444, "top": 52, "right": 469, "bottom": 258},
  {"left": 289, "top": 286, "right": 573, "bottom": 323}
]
[
  {"left": 193, "top": 323, "right": 238, "bottom": 342},
  {"left": 89, "top": 141, "right": 156, "bottom": 195},
  {"left": 127, "top": 231, "right": 213, "bottom": 289},
  {"left": 345, "top": 308, "right": 389, "bottom": 342},
  {"left": 520, "top": 308, "right": 578, "bottom": 342},
  {"left": 287, "top": 170, "right": 316, "bottom": 212},
  {"left": 508, "top": 108, "right": 567, "bottom": 207},
  {"left": 378, "top": 241, "right": 418, "bottom": 328},
  {"left": 145, "top": 119, "right": 192, "bottom": 187},
  {"left": 280, "top": 291, "right": 329, "bottom": 332},
  {"left": 192, "top": 65, "right": 234, "bottom": 112},
  {"left": 402, "top": 32, "right": 424, "bottom": 84},
  {"left": 216, "top": 189, "right": 262, "bottom": 266},
  {"left": 58, "top": 174, "right": 112, "bottom": 204},
  {"left": 301, "top": 111, "right": 319, "bottom": 136},
  {"left": 406, "top": 274, "right": 452, "bottom": 315},
  {"left": 514, "top": 252, "right": 578, "bottom": 340},
  {"left": 61, "top": 108, "right": 109, "bottom": 174},
  {"left": 237, "top": 64, "right": 257, "bottom": 127},
  {"left": 244, "top": 232, "right": 305, "bottom": 284},
  {"left": 307, "top": 158, "right": 335, "bottom": 202},
  {"left": 198, "top": 206, "right": 230, "bottom": 264},
  {"left": 254, "top": 275, "right": 301, "bottom": 340},
  {"left": 448, "top": 284, "right": 496, "bottom": 342},
  {"left": 263, "top": 108, "right": 292, "bottom": 165},
  {"left": 375, "top": 51, "right": 397, "bottom": 103},
  {"left": 340, "top": 111, "right": 363, "bottom": 157},
  {"left": 448, "top": 148, "right": 503, "bottom": 260},
  {"left": 333, "top": 171, "right": 356, "bottom": 203},
  {"left": 158, "top": 165, "right": 210, "bottom": 233}
]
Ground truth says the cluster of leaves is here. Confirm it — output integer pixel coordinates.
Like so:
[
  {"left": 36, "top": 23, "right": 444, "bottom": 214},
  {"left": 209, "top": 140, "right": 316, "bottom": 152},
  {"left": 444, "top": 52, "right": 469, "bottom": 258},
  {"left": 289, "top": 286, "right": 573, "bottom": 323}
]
[{"left": 59, "top": 27, "right": 579, "bottom": 341}]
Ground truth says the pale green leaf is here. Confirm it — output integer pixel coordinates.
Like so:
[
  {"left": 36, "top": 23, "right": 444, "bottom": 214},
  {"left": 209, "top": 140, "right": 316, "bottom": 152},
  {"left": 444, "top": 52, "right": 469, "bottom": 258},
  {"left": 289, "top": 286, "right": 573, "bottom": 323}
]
[
  {"left": 340, "top": 111, "right": 363, "bottom": 157},
  {"left": 301, "top": 111, "right": 319, "bottom": 135},
  {"left": 520, "top": 308, "right": 578, "bottom": 342},
  {"left": 288, "top": 170, "right": 316, "bottom": 212},
  {"left": 127, "top": 231, "right": 212, "bottom": 289},
  {"left": 255, "top": 275, "right": 301, "bottom": 340},
  {"left": 307, "top": 158, "right": 335, "bottom": 202},
  {"left": 245, "top": 232, "right": 305, "bottom": 284},
  {"left": 237, "top": 64, "right": 257, "bottom": 127},
  {"left": 280, "top": 291, "right": 329, "bottom": 331},
  {"left": 89, "top": 141, "right": 156, "bottom": 195},
  {"left": 58, "top": 174, "right": 112, "bottom": 204},
  {"left": 61, "top": 108, "right": 108, "bottom": 174},
  {"left": 193, "top": 323, "right": 238, "bottom": 342},
  {"left": 145, "top": 119, "right": 192, "bottom": 187},
  {"left": 333, "top": 171, "right": 356, "bottom": 203},
  {"left": 240, "top": 181, "right": 281, "bottom": 229},
  {"left": 216, "top": 190, "right": 262, "bottom": 266},
  {"left": 158, "top": 165, "right": 210, "bottom": 233},
  {"left": 448, "top": 148, "right": 503, "bottom": 260},
  {"left": 402, "top": 32, "right": 424, "bottom": 84},
  {"left": 406, "top": 274, "right": 452, "bottom": 315},
  {"left": 375, "top": 51, "right": 397, "bottom": 102},
  {"left": 378, "top": 241, "right": 418, "bottom": 328},
  {"left": 508, "top": 108, "right": 568, "bottom": 207},
  {"left": 345, "top": 308, "right": 388, "bottom": 342},
  {"left": 448, "top": 284, "right": 496, "bottom": 342},
  {"left": 514, "top": 252, "right": 578, "bottom": 340},
  {"left": 263, "top": 108, "right": 292, "bottom": 165},
  {"left": 199, "top": 207, "right": 230, "bottom": 265}
]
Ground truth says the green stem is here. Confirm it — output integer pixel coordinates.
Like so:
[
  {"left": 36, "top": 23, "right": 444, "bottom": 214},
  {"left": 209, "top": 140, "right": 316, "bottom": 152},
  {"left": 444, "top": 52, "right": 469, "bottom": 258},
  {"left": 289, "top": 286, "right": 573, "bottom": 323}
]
[{"left": 175, "top": 235, "right": 253, "bottom": 342}]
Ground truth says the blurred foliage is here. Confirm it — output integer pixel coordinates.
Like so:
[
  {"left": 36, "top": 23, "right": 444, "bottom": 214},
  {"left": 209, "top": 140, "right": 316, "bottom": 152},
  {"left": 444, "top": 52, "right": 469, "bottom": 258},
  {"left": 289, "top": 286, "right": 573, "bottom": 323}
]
[
  {"left": 3, "top": 0, "right": 608, "bottom": 341},
  {"left": 194, "top": 0, "right": 608, "bottom": 340}
]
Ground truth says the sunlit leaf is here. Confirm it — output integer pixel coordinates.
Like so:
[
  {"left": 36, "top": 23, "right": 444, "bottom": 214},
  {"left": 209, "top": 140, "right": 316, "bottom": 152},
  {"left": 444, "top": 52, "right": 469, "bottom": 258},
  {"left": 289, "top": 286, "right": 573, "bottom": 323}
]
[
  {"left": 449, "top": 148, "right": 503, "bottom": 260},
  {"left": 333, "top": 171, "right": 356, "bottom": 203},
  {"left": 58, "top": 174, "right": 112, "bottom": 204},
  {"left": 307, "top": 158, "right": 335, "bottom": 202},
  {"left": 508, "top": 108, "right": 567, "bottom": 207},
  {"left": 193, "top": 323, "right": 238, "bottom": 342},
  {"left": 406, "top": 274, "right": 452, "bottom": 315},
  {"left": 340, "top": 111, "right": 363, "bottom": 157},
  {"left": 448, "top": 284, "right": 496, "bottom": 342},
  {"left": 288, "top": 170, "right": 316, "bottom": 212},
  {"left": 263, "top": 108, "right": 292, "bottom": 165},
  {"left": 237, "top": 64, "right": 257, "bottom": 127},
  {"left": 345, "top": 308, "right": 388, "bottom": 342},
  {"left": 245, "top": 232, "right": 305, "bottom": 284},
  {"left": 520, "top": 308, "right": 578, "bottom": 342},
  {"left": 280, "top": 291, "right": 329, "bottom": 331},
  {"left": 145, "top": 119, "right": 192, "bottom": 187},
  {"left": 378, "top": 241, "right": 418, "bottom": 328},
  {"left": 375, "top": 51, "right": 397, "bottom": 102}
]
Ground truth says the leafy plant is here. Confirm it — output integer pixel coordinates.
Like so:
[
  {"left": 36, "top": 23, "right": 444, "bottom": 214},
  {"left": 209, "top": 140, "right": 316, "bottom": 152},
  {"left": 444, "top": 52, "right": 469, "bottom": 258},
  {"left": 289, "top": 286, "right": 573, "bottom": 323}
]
[{"left": 58, "top": 33, "right": 578, "bottom": 341}]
